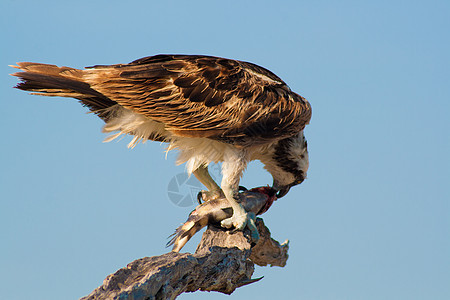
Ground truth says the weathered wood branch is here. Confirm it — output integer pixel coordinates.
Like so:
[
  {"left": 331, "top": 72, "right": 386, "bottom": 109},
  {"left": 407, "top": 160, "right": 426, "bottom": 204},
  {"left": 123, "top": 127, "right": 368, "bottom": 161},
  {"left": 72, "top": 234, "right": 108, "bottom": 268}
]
[{"left": 82, "top": 218, "right": 289, "bottom": 300}]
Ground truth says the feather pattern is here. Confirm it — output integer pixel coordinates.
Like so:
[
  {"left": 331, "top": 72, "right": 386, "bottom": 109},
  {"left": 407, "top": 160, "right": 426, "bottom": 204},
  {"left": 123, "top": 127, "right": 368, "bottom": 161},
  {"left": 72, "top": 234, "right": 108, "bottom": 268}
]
[
  {"left": 11, "top": 54, "right": 311, "bottom": 191},
  {"left": 83, "top": 54, "right": 312, "bottom": 146},
  {"left": 12, "top": 55, "right": 311, "bottom": 147}
]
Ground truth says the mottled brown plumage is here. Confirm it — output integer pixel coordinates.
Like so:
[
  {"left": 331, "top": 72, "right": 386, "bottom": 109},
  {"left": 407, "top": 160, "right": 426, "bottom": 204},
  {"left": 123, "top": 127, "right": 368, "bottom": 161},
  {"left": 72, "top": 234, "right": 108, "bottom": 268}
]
[
  {"left": 13, "top": 54, "right": 311, "bottom": 147},
  {"left": 11, "top": 54, "right": 312, "bottom": 241}
]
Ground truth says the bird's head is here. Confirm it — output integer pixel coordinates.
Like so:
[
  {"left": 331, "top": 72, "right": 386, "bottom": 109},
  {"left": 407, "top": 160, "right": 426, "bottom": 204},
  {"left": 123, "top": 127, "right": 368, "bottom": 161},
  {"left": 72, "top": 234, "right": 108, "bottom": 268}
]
[{"left": 263, "top": 133, "right": 309, "bottom": 198}]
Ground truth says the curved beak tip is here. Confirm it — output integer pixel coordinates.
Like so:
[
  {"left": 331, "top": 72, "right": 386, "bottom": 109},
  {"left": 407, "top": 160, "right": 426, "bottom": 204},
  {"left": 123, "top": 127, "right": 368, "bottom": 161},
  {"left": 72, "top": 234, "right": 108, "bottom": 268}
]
[{"left": 275, "top": 186, "right": 291, "bottom": 198}]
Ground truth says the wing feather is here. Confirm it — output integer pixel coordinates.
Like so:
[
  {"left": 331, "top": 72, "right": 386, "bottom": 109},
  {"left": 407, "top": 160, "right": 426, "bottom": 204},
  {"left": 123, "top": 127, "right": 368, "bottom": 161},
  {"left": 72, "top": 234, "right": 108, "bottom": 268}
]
[{"left": 86, "top": 54, "right": 311, "bottom": 145}]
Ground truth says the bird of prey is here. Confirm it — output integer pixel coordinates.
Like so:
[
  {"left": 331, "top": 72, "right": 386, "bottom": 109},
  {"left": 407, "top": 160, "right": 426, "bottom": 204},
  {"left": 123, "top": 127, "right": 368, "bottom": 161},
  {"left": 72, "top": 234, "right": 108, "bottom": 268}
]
[{"left": 11, "top": 54, "right": 311, "bottom": 240}]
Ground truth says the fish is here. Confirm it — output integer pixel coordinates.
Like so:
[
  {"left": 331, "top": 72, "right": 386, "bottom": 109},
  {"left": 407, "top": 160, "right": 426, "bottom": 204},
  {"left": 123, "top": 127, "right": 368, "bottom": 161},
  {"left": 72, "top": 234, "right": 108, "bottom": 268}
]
[{"left": 168, "top": 186, "right": 277, "bottom": 252}]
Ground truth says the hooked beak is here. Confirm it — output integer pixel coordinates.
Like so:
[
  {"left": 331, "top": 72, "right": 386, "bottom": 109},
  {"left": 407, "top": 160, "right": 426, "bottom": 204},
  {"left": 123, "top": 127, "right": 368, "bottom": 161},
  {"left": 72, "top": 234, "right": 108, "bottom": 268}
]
[
  {"left": 273, "top": 176, "right": 304, "bottom": 198},
  {"left": 273, "top": 180, "right": 292, "bottom": 198},
  {"left": 275, "top": 185, "right": 291, "bottom": 198}
]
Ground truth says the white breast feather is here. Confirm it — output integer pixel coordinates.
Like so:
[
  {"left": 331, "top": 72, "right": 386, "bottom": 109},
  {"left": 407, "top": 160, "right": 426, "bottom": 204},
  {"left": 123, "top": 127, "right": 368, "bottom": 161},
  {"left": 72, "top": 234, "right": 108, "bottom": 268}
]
[{"left": 101, "top": 106, "right": 236, "bottom": 174}]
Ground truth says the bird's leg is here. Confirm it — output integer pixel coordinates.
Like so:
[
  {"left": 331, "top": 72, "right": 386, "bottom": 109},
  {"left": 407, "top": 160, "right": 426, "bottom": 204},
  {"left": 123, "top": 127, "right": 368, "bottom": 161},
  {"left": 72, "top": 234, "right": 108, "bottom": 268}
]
[
  {"left": 219, "top": 155, "right": 260, "bottom": 242},
  {"left": 193, "top": 165, "right": 223, "bottom": 202}
]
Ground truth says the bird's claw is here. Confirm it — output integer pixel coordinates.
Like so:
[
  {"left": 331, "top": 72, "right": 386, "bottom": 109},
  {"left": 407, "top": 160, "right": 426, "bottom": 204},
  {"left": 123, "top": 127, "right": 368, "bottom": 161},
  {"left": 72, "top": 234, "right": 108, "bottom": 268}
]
[
  {"left": 197, "top": 189, "right": 224, "bottom": 204},
  {"left": 238, "top": 185, "right": 248, "bottom": 192},
  {"left": 196, "top": 192, "right": 203, "bottom": 204},
  {"left": 221, "top": 211, "right": 260, "bottom": 242}
]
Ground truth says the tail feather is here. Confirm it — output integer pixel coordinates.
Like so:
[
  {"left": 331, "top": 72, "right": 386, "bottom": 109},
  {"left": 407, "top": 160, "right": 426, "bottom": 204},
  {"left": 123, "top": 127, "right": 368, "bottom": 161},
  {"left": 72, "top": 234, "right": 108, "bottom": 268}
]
[
  {"left": 12, "top": 62, "right": 84, "bottom": 78},
  {"left": 167, "top": 217, "right": 209, "bottom": 252},
  {"left": 11, "top": 62, "right": 117, "bottom": 118}
]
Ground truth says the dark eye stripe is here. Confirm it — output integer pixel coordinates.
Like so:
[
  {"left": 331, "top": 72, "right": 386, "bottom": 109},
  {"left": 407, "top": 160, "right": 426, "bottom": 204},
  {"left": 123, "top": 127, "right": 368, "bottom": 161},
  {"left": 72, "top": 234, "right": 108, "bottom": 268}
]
[{"left": 274, "top": 138, "right": 305, "bottom": 181}]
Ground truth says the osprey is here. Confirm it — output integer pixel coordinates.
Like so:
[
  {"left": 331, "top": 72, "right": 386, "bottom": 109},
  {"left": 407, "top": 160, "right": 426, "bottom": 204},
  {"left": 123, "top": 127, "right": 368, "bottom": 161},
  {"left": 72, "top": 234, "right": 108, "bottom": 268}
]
[{"left": 11, "top": 54, "right": 311, "bottom": 240}]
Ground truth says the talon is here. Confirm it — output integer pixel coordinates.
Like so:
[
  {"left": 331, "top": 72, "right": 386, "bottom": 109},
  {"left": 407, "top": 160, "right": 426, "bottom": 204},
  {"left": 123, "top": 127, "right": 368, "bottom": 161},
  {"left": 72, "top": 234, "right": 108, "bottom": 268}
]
[
  {"left": 238, "top": 186, "right": 248, "bottom": 192},
  {"left": 220, "top": 212, "right": 248, "bottom": 231},
  {"left": 196, "top": 191, "right": 203, "bottom": 204},
  {"left": 220, "top": 211, "right": 259, "bottom": 242},
  {"left": 221, "top": 217, "right": 234, "bottom": 229},
  {"left": 199, "top": 189, "right": 224, "bottom": 202}
]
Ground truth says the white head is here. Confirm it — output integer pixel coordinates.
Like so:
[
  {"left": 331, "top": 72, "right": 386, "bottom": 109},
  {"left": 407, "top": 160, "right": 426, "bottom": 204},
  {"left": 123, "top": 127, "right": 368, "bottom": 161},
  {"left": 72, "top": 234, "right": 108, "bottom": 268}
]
[{"left": 262, "top": 132, "right": 309, "bottom": 198}]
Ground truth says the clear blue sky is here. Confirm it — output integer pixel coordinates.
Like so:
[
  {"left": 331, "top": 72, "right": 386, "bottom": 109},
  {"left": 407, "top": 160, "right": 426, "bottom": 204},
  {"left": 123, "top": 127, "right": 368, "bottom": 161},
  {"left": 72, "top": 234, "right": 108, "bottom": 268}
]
[{"left": 1, "top": 1, "right": 449, "bottom": 299}]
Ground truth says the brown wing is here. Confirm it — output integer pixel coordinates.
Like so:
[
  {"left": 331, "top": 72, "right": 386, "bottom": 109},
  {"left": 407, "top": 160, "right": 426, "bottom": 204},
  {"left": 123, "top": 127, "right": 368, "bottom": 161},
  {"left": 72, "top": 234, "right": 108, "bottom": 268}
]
[{"left": 86, "top": 54, "right": 311, "bottom": 145}]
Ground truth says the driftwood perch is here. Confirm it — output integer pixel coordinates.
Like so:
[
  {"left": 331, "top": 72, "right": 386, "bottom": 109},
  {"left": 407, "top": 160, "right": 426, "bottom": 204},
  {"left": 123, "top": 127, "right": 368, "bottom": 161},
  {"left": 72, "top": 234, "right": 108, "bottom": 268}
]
[{"left": 82, "top": 218, "right": 289, "bottom": 299}]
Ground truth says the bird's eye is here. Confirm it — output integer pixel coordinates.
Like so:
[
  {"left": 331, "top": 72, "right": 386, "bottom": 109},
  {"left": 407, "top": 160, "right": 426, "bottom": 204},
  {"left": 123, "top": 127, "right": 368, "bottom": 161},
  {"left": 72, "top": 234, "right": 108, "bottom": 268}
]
[{"left": 293, "top": 179, "right": 303, "bottom": 185}]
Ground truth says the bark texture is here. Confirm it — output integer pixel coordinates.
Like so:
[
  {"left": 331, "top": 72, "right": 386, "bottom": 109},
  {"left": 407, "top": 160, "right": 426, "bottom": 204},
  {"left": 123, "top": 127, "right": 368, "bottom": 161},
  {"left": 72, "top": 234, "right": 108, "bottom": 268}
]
[{"left": 82, "top": 219, "right": 288, "bottom": 300}]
